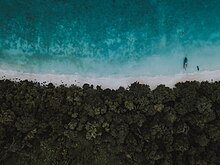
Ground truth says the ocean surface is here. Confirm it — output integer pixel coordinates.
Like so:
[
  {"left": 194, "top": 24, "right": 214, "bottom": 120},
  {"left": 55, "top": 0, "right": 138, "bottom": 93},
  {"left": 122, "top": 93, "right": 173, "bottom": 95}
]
[{"left": 0, "top": 0, "right": 220, "bottom": 77}]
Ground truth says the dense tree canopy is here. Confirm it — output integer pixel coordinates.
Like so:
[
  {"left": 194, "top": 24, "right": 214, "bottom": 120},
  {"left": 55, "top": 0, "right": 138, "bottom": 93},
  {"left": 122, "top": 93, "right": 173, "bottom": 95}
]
[{"left": 0, "top": 79, "right": 219, "bottom": 164}]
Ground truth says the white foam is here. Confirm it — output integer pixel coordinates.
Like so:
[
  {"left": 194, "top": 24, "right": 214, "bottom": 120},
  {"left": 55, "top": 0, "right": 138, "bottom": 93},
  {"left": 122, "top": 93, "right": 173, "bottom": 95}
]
[{"left": 0, "top": 69, "right": 219, "bottom": 89}]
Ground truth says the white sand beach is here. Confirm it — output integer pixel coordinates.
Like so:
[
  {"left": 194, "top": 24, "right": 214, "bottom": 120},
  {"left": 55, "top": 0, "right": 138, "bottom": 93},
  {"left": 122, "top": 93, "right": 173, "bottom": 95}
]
[{"left": 0, "top": 69, "right": 219, "bottom": 89}]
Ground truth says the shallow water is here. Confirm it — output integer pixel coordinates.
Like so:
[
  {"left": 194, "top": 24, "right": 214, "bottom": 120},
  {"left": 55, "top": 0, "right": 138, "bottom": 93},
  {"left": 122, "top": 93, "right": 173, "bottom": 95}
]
[{"left": 0, "top": 0, "right": 220, "bottom": 77}]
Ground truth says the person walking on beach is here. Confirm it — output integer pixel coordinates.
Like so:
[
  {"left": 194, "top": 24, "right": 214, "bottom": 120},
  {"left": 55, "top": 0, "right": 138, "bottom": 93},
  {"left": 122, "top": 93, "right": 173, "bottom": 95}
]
[
  {"left": 197, "top": 66, "right": 199, "bottom": 71},
  {"left": 183, "top": 57, "right": 188, "bottom": 70}
]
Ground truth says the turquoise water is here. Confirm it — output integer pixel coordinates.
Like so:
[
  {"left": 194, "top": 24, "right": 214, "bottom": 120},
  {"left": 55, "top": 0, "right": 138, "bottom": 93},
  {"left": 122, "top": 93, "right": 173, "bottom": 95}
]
[{"left": 0, "top": 0, "right": 220, "bottom": 76}]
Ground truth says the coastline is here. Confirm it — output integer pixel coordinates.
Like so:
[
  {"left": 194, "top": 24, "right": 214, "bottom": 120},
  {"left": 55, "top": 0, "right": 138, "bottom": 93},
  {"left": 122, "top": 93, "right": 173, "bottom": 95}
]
[{"left": 0, "top": 69, "right": 219, "bottom": 89}]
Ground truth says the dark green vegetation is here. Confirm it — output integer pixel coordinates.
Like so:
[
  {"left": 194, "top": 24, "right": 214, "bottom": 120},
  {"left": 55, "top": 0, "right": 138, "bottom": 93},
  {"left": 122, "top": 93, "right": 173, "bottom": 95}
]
[{"left": 0, "top": 80, "right": 220, "bottom": 165}]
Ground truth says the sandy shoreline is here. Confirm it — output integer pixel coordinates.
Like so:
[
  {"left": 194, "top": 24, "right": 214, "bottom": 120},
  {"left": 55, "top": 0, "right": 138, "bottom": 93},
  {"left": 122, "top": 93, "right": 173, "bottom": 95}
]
[{"left": 0, "top": 69, "right": 220, "bottom": 89}]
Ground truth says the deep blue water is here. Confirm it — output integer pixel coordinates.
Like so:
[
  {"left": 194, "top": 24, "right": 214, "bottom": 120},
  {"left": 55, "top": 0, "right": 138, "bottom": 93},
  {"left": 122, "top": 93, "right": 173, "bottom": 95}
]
[{"left": 0, "top": 0, "right": 220, "bottom": 76}]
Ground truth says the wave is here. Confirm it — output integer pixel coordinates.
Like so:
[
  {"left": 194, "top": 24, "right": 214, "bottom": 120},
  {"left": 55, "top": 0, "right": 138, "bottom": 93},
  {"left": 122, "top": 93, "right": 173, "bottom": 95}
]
[
  {"left": 1, "top": 42, "right": 220, "bottom": 77},
  {"left": 0, "top": 0, "right": 220, "bottom": 77}
]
